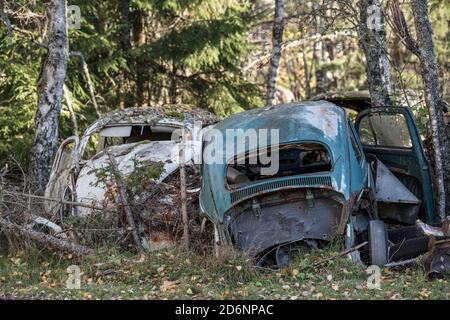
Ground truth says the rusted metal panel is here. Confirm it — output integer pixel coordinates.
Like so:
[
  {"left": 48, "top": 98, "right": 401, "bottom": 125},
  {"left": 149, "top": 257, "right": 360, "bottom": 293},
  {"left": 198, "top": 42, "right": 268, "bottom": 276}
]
[
  {"left": 229, "top": 194, "right": 344, "bottom": 256},
  {"left": 375, "top": 159, "right": 421, "bottom": 224}
]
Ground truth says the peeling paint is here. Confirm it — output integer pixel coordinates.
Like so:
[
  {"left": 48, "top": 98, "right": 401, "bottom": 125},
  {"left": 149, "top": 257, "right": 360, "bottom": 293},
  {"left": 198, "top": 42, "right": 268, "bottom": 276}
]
[{"left": 45, "top": 107, "right": 217, "bottom": 216}]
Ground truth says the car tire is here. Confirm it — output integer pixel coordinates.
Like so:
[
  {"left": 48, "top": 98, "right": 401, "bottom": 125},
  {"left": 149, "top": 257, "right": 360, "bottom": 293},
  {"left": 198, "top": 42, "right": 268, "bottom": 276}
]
[{"left": 368, "top": 220, "right": 388, "bottom": 267}]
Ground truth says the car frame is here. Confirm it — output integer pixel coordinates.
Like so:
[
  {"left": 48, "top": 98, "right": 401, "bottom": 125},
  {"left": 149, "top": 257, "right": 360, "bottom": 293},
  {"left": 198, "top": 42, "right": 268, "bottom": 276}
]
[
  {"left": 45, "top": 107, "right": 217, "bottom": 217},
  {"left": 199, "top": 100, "right": 437, "bottom": 267}
]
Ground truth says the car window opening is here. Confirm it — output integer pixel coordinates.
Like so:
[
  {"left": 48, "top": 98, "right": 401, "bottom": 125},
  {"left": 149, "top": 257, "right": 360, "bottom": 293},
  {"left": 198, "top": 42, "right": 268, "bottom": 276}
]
[
  {"left": 227, "top": 143, "right": 332, "bottom": 188},
  {"left": 101, "top": 125, "right": 179, "bottom": 147},
  {"left": 359, "top": 113, "right": 412, "bottom": 148}
]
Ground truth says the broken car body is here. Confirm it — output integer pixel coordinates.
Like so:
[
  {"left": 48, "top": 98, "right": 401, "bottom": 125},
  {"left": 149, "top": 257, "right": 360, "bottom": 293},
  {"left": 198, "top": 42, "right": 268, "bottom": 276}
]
[
  {"left": 199, "top": 100, "right": 438, "bottom": 267},
  {"left": 45, "top": 107, "right": 217, "bottom": 217}
]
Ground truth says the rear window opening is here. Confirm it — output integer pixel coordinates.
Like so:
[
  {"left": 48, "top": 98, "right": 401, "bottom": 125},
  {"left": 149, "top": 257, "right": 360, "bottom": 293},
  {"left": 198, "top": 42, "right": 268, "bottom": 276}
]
[
  {"left": 226, "top": 143, "right": 332, "bottom": 188},
  {"left": 99, "top": 124, "right": 184, "bottom": 148},
  {"left": 81, "top": 124, "right": 186, "bottom": 160}
]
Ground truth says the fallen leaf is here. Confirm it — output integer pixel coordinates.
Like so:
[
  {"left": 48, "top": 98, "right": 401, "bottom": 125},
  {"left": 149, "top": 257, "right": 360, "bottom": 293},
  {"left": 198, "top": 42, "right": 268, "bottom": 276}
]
[
  {"left": 313, "top": 292, "right": 323, "bottom": 299},
  {"left": 160, "top": 280, "right": 179, "bottom": 292},
  {"left": 83, "top": 292, "right": 92, "bottom": 299}
]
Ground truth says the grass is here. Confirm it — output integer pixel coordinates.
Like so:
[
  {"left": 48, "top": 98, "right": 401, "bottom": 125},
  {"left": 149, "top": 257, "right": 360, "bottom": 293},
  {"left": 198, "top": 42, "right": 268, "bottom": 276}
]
[{"left": 0, "top": 246, "right": 448, "bottom": 300}]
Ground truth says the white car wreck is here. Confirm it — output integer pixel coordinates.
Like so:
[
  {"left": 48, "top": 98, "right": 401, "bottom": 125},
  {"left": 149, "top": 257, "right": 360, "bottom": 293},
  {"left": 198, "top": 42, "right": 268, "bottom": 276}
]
[{"left": 44, "top": 107, "right": 217, "bottom": 218}]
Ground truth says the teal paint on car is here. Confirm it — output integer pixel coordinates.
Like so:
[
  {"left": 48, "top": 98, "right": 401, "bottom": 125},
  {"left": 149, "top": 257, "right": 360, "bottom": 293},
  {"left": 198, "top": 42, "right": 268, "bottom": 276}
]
[{"left": 199, "top": 100, "right": 437, "bottom": 266}]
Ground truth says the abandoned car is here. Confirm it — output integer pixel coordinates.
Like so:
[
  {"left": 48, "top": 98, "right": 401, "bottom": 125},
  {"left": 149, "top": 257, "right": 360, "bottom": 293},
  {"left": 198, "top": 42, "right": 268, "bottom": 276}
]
[
  {"left": 199, "top": 100, "right": 441, "bottom": 267},
  {"left": 44, "top": 107, "right": 217, "bottom": 219}
]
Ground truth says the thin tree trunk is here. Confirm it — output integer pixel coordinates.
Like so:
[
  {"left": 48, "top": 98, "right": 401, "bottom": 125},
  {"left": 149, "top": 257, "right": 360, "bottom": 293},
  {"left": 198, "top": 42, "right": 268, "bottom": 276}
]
[
  {"left": 301, "top": 46, "right": 311, "bottom": 99},
  {"left": 30, "top": 0, "right": 69, "bottom": 193},
  {"left": 358, "top": 0, "right": 392, "bottom": 106},
  {"left": 411, "top": 0, "right": 450, "bottom": 219},
  {"left": 105, "top": 151, "right": 143, "bottom": 251},
  {"left": 132, "top": 10, "right": 146, "bottom": 106},
  {"left": 119, "top": 0, "right": 132, "bottom": 109},
  {"left": 179, "top": 130, "right": 190, "bottom": 249},
  {"left": 169, "top": 63, "right": 180, "bottom": 105},
  {"left": 266, "top": 0, "right": 285, "bottom": 106},
  {"left": 389, "top": 0, "right": 450, "bottom": 219},
  {"left": 313, "top": 4, "right": 326, "bottom": 95},
  {"left": 119, "top": 0, "right": 131, "bottom": 51},
  {"left": 313, "top": 40, "right": 325, "bottom": 94},
  {"left": 63, "top": 85, "right": 78, "bottom": 136},
  {"left": 70, "top": 51, "right": 101, "bottom": 118}
]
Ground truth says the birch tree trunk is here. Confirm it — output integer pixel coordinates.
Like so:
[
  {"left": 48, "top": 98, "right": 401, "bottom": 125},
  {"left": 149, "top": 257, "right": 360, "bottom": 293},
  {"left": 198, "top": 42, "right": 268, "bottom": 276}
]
[
  {"left": 358, "top": 0, "right": 392, "bottom": 107},
  {"left": 266, "top": 0, "right": 285, "bottom": 106},
  {"left": 30, "top": 0, "right": 68, "bottom": 193},
  {"left": 411, "top": 0, "right": 450, "bottom": 219},
  {"left": 179, "top": 129, "right": 190, "bottom": 249}
]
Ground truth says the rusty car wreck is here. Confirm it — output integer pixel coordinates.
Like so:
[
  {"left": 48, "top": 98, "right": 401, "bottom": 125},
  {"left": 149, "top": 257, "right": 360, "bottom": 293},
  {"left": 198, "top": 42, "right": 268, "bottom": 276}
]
[
  {"left": 44, "top": 107, "right": 217, "bottom": 219},
  {"left": 199, "top": 100, "right": 448, "bottom": 269}
]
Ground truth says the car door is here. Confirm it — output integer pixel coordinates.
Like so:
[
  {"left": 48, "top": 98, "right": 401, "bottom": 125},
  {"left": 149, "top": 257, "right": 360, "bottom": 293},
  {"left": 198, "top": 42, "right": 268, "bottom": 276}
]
[
  {"left": 355, "top": 107, "right": 435, "bottom": 224},
  {"left": 44, "top": 136, "right": 80, "bottom": 216}
]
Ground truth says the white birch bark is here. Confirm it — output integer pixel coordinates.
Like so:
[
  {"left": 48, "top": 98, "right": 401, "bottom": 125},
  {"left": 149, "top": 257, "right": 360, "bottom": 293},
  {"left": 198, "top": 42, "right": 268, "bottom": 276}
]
[
  {"left": 358, "top": 0, "right": 392, "bottom": 106},
  {"left": 30, "top": 0, "right": 68, "bottom": 193},
  {"left": 411, "top": 0, "right": 450, "bottom": 219}
]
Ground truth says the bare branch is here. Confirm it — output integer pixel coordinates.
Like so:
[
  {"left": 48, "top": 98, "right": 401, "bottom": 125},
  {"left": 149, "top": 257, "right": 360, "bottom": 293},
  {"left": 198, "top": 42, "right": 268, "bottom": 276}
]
[
  {"left": 386, "top": 0, "right": 420, "bottom": 56},
  {"left": 105, "top": 150, "right": 143, "bottom": 251},
  {"left": 63, "top": 85, "right": 79, "bottom": 136},
  {"left": 0, "top": 216, "right": 93, "bottom": 256},
  {"left": 69, "top": 51, "right": 101, "bottom": 118}
]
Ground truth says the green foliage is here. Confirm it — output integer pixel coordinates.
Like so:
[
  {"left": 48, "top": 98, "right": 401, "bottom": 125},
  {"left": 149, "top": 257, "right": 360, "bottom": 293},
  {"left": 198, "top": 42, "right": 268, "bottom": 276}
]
[
  {"left": 126, "top": 159, "right": 165, "bottom": 198},
  {"left": 0, "top": 0, "right": 260, "bottom": 169},
  {"left": 94, "top": 157, "right": 165, "bottom": 200},
  {"left": 0, "top": 0, "right": 447, "bottom": 169},
  {"left": 0, "top": 32, "right": 40, "bottom": 167}
]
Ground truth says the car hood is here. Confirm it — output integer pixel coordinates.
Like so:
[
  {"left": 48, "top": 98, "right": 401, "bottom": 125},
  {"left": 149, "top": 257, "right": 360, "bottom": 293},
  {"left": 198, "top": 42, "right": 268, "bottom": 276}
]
[{"left": 75, "top": 141, "right": 192, "bottom": 216}]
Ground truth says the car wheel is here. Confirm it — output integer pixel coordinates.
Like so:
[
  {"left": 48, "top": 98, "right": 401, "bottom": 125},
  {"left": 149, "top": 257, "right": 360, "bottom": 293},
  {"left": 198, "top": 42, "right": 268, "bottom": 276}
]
[{"left": 368, "top": 220, "right": 388, "bottom": 267}]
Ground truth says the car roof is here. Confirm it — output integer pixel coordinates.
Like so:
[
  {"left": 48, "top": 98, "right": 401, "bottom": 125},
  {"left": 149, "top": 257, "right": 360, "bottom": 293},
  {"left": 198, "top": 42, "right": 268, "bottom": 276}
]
[{"left": 212, "top": 100, "right": 346, "bottom": 146}]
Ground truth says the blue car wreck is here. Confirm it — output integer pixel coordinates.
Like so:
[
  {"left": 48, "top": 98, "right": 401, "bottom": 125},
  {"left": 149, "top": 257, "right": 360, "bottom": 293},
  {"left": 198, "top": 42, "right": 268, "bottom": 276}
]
[{"left": 200, "top": 100, "right": 437, "bottom": 267}]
